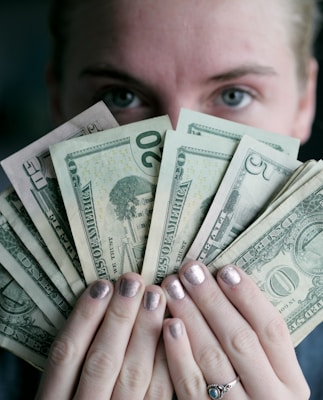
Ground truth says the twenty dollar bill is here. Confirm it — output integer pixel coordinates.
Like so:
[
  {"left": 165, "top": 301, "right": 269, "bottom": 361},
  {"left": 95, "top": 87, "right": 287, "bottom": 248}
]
[{"left": 50, "top": 116, "right": 172, "bottom": 284}]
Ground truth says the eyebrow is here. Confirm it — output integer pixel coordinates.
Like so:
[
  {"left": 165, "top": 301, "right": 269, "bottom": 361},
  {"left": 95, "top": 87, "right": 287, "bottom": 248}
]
[
  {"left": 80, "top": 65, "right": 144, "bottom": 86},
  {"left": 80, "top": 63, "right": 277, "bottom": 84},
  {"left": 211, "top": 64, "right": 278, "bottom": 81}
]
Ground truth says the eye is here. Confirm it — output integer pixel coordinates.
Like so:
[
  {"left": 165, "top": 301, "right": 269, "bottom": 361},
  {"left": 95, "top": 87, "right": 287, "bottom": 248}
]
[
  {"left": 102, "top": 87, "right": 142, "bottom": 111},
  {"left": 219, "top": 87, "right": 254, "bottom": 109}
]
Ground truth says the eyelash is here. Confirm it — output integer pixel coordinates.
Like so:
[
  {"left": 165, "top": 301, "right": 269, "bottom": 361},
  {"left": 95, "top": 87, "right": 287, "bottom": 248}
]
[
  {"left": 93, "top": 84, "right": 257, "bottom": 115},
  {"left": 216, "top": 86, "right": 256, "bottom": 109},
  {"left": 94, "top": 87, "right": 144, "bottom": 111}
]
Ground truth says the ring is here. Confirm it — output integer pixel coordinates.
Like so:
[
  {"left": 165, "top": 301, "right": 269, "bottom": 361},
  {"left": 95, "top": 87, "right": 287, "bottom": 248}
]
[{"left": 207, "top": 376, "right": 240, "bottom": 399}]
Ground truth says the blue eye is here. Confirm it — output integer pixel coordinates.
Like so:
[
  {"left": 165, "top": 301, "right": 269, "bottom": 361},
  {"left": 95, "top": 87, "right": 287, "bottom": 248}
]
[
  {"left": 103, "top": 88, "right": 142, "bottom": 110},
  {"left": 220, "top": 88, "right": 252, "bottom": 108}
]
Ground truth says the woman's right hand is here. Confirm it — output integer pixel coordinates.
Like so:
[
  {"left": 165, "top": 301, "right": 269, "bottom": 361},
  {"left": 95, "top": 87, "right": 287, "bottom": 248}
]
[
  {"left": 35, "top": 272, "right": 173, "bottom": 400},
  {"left": 162, "top": 262, "right": 310, "bottom": 400}
]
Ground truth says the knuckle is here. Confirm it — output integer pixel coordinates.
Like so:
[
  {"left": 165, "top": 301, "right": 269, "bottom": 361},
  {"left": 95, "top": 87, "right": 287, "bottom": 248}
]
[
  {"left": 109, "top": 303, "right": 135, "bottom": 324},
  {"left": 145, "top": 381, "right": 173, "bottom": 400},
  {"left": 231, "top": 326, "right": 259, "bottom": 355},
  {"left": 176, "top": 374, "right": 204, "bottom": 398},
  {"left": 207, "top": 287, "right": 227, "bottom": 308},
  {"left": 83, "top": 348, "right": 114, "bottom": 381},
  {"left": 197, "top": 344, "right": 228, "bottom": 370},
  {"left": 295, "top": 383, "right": 311, "bottom": 400},
  {"left": 49, "top": 333, "right": 77, "bottom": 367},
  {"left": 302, "top": 384, "right": 311, "bottom": 400},
  {"left": 118, "top": 362, "right": 150, "bottom": 392},
  {"left": 287, "top": 384, "right": 311, "bottom": 400},
  {"left": 264, "top": 315, "right": 289, "bottom": 344},
  {"left": 73, "top": 300, "right": 98, "bottom": 320}
]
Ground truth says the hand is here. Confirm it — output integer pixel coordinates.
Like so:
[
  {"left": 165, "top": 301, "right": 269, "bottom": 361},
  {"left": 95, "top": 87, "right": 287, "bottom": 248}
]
[
  {"left": 35, "top": 273, "right": 173, "bottom": 400},
  {"left": 162, "top": 261, "right": 310, "bottom": 400}
]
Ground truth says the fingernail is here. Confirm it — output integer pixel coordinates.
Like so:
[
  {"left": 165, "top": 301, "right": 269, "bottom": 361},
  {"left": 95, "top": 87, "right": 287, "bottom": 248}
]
[
  {"left": 144, "top": 291, "right": 161, "bottom": 311},
  {"left": 119, "top": 278, "right": 141, "bottom": 297},
  {"left": 169, "top": 321, "right": 183, "bottom": 339},
  {"left": 220, "top": 265, "right": 241, "bottom": 286},
  {"left": 90, "top": 280, "right": 110, "bottom": 299},
  {"left": 184, "top": 263, "right": 205, "bottom": 285},
  {"left": 166, "top": 279, "right": 185, "bottom": 300}
]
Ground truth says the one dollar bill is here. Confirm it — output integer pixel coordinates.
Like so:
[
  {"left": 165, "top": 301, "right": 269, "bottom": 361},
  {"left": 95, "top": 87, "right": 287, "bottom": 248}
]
[
  {"left": 0, "top": 263, "right": 57, "bottom": 370},
  {"left": 0, "top": 210, "right": 71, "bottom": 329},
  {"left": 0, "top": 186, "right": 76, "bottom": 306},
  {"left": 209, "top": 169, "right": 323, "bottom": 346}
]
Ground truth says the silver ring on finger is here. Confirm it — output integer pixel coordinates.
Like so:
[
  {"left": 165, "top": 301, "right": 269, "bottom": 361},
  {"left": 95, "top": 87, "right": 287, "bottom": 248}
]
[{"left": 207, "top": 375, "right": 240, "bottom": 399}]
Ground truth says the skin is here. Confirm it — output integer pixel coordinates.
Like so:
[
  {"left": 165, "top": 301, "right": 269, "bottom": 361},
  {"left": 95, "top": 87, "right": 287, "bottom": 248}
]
[
  {"left": 48, "top": 0, "right": 317, "bottom": 141},
  {"left": 39, "top": 0, "right": 317, "bottom": 398}
]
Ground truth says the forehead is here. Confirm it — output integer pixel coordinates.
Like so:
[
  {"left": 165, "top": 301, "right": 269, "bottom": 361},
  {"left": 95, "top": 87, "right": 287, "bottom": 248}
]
[
  {"left": 66, "top": 0, "right": 291, "bottom": 78},
  {"left": 69, "top": 0, "right": 287, "bottom": 46}
]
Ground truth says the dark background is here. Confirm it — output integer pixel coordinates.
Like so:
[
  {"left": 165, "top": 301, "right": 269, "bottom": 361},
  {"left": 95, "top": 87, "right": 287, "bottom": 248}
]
[
  {"left": 0, "top": 0, "right": 52, "bottom": 190},
  {"left": 1, "top": 1, "right": 323, "bottom": 191}
]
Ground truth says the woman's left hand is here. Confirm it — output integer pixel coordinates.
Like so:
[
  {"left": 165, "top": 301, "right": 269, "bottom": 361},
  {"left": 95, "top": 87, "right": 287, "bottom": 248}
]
[
  {"left": 36, "top": 274, "right": 173, "bottom": 400},
  {"left": 162, "top": 261, "right": 310, "bottom": 400}
]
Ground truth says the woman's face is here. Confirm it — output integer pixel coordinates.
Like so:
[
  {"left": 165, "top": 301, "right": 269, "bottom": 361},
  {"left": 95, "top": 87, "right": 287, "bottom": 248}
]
[{"left": 49, "top": 0, "right": 317, "bottom": 143}]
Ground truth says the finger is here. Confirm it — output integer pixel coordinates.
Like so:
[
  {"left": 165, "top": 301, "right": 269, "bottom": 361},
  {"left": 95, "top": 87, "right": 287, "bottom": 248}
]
[
  {"left": 35, "top": 279, "right": 113, "bottom": 400},
  {"left": 75, "top": 272, "right": 145, "bottom": 400},
  {"left": 216, "top": 264, "right": 309, "bottom": 387},
  {"left": 112, "top": 285, "right": 167, "bottom": 399},
  {"left": 161, "top": 274, "right": 236, "bottom": 386},
  {"left": 163, "top": 318, "right": 207, "bottom": 400},
  {"left": 144, "top": 339, "right": 174, "bottom": 400},
  {"left": 178, "top": 261, "right": 303, "bottom": 399}
]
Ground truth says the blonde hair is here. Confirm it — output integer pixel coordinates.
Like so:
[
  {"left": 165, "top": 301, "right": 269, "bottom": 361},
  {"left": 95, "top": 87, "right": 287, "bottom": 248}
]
[
  {"left": 48, "top": 0, "right": 321, "bottom": 86},
  {"left": 287, "top": 1, "right": 321, "bottom": 85}
]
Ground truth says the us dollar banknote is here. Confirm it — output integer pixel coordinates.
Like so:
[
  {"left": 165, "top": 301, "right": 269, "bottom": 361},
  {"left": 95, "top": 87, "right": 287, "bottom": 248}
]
[
  {"left": 1, "top": 102, "right": 118, "bottom": 296},
  {"left": 177, "top": 108, "right": 300, "bottom": 157},
  {"left": 50, "top": 116, "right": 172, "bottom": 284},
  {"left": 0, "top": 187, "right": 76, "bottom": 305},
  {"left": 209, "top": 169, "right": 323, "bottom": 346},
  {"left": 0, "top": 103, "right": 322, "bottom": 369},
  {"left": 0, "top": 210, "right": 71, "bottom": 328},
  {"left": 261, "top": 160, "right": 323, "bottom": 219},
  {"left": 186, "top": 135, "right": 301, "bottom": 265},
  {"left": 141, "top": 130, "right": 237, "bottom": 285},
  {"left": 0, "top": 263, "right": 57, "bottom": 370}
]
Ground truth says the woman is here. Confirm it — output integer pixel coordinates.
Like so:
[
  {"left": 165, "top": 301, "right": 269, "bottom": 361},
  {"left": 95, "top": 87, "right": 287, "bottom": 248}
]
[{"left": 34, "top": 0, "right": 321, "bottom": 398}]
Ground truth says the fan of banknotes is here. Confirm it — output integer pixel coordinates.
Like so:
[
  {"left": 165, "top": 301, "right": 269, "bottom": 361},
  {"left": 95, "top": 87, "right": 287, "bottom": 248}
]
[{"left": 0, "top": 101, "right": 323, "bottom": 370}]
